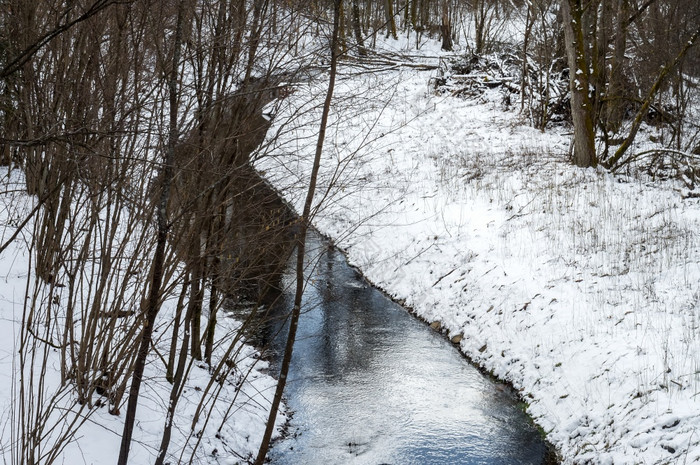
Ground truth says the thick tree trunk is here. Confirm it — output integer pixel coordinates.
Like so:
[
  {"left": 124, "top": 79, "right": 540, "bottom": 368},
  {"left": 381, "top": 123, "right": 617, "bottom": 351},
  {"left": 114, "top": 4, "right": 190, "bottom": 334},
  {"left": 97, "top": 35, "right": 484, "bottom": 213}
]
[
  {"left": 338, "top": 0, "right": 347, "bottom": 54},
  {"left": 410, "top": 0, "right": 419, "bottom": 29},
  {"left": 474, "top": 0, "right": 487, "bottom": 54},
  {"left": 561, "top": 0, "right": 597, "bottom": 167},
  {"left": 440, "top": 0, "right": 452, "bottom": 51},
  {"left": 384, "top": 0, "right": 398, "bottom": 39}
]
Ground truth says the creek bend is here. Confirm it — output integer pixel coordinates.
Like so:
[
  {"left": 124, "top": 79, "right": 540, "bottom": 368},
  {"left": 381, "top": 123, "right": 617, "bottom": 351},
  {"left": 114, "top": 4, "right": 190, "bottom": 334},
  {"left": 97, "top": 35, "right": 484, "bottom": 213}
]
[{"left": 239, "top": 232, "right": 550, "bottom": 464}]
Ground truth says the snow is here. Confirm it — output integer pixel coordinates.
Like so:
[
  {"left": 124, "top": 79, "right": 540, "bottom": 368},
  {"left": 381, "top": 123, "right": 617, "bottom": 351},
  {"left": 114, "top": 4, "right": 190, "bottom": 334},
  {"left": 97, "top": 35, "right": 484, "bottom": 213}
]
[
  {"left": 1, "top": 12, "right": 698, "bottom": 461},
  {"left": 0, "top": 168, "right": 284, "bottom": 464},
  {"left": 258, "top": 49, "right": 700, "bottom": 464}
]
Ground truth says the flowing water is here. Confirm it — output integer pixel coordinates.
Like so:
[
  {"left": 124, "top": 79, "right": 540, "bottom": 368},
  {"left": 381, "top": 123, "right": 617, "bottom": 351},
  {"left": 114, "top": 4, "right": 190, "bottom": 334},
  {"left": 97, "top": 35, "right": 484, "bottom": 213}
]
[{"left": 257, "top": 234, "right": 550, "bottom": 464}]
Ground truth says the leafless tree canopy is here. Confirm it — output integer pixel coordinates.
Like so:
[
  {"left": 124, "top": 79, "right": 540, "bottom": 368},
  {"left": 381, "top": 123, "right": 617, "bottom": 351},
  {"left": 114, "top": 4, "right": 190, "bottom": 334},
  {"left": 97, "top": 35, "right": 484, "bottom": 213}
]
[{"left": 1, "top": 0, "right": 699, "bottom": 462}]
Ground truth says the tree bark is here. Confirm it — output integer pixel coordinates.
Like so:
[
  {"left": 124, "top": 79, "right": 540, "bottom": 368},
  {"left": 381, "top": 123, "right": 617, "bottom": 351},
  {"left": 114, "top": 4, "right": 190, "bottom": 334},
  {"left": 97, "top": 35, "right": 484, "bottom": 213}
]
[
  {"left": 474, "top": 0, "right": 487, "bottom": 54},
  {"left": 440, "top": 0, "right": 452, "bottom": 51},
  {"left": 167, "top": 273, "right": 189, "bottom": 382},
  {"left": 352, "top": 0, "right": 366, "bottom": 56},
  {"left": 244, "top": 0, "right": 267, "bottom": 85},
  {"left": 384, "top": 0, "right": 398, "bottom": 39},
  {"left": 338, "top": 0, "right": 347, "bottom": 54},
  {"left": 189, "top": 261, "right": 204, "bottom": 361},
  {"left": 561, "top": 0, "right": 597, "bottom": 167},
  {"left": 520, "top": 3, "right": 533, "bottom": 112}
]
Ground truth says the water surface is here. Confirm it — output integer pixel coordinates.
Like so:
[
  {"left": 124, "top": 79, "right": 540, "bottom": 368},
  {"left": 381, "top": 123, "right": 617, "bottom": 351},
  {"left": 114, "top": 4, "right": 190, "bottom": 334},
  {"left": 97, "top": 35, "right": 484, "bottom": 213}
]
[{"left": 262, "top": 235, "right": 547, "bottom": 464}]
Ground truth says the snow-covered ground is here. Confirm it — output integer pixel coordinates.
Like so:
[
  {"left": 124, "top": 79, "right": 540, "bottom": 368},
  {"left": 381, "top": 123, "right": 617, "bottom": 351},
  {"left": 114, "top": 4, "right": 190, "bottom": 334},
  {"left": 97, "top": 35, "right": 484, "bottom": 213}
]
[
  {"left": 0, "top": 168, "right": 283, "bottom": 464},
  {"left": 259, "top": 39, "right": 700, "bottom": 464},
  {"left": 2, "top": 21, "right": 697, "bottom": 462}
]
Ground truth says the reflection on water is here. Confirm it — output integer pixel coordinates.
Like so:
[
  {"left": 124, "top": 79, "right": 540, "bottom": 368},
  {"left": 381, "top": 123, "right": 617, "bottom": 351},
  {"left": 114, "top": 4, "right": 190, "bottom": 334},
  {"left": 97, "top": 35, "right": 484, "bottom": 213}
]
[{"left": 261, "top": 234, "right": 547, "bottom": 464}]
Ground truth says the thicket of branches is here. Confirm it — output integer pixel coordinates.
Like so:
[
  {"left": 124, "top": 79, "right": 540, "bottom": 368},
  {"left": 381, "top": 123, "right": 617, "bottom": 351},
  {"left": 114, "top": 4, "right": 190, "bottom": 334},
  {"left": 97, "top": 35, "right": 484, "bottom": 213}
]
[
  {"left": 322, "top": 0, "right": 700, "bottom": 174},
  {"left": 1, "top": 0, "right": 699, "bottom": 463},
  {"left": 425, "top": 1, "right": 700, "bottom": 174},
  {"left": 0, "top": 0, "right": 331, "bottom": 463}
]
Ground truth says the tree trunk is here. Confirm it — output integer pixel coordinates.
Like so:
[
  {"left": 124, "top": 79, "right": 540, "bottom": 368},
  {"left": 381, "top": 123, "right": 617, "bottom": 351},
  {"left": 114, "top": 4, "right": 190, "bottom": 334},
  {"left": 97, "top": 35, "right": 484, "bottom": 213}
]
[
  {"left": 244, "top": 0, "right": 267, "bottom": 85},
  {"left": 474, "top": 0, "right": 487, "bottom": 54},
  {"left": 606, "top": 0, "right": 629, "bottom": 133},
  {"left": 520, "top": 4, "right": 533, "bottom": 112},
  {"left": 352, "top": 0, "right": 366, "bottom": 56},
  {"left": 253, "top": 0, "right": 341, "bottom": 462},
  {"left": 189, "top": 261, "right": 204, "bottom": 361},
  {"left": 117, "top": 1, "right": 185, "bottom": 463},
  {"left": 561, "top": 0, "right": 597, "bottom": 167},
  {"left": 384, "top": 0, "right": 398, "bottom": 39},
  {"left": 338, "top": 0, "right": 347, "bottom": 54},
  {"left": 440, "top": 0, "right": 452, "bottom": 51},
  {"left": 167, "top": 273, "right": 189, "bottom": 382},
  {"left": 203, "top": 262, "right": 219, "bottom": 365},
  {"left": 154, "top": 283, "right": 195, "bottom": 465},
  {"left": 412, "top": 0, "right": 419, "bottom": 30}
]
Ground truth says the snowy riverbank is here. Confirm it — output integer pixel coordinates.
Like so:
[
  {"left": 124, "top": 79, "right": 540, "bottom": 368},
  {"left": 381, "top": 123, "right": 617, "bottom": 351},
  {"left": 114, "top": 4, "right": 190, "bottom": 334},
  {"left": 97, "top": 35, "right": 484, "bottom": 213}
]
[
  {"left": 259, "top": 44, "right": 700, "bottom": 464},
  {"left": 0, "top": 168, "right": 283, "bottom": 464}
]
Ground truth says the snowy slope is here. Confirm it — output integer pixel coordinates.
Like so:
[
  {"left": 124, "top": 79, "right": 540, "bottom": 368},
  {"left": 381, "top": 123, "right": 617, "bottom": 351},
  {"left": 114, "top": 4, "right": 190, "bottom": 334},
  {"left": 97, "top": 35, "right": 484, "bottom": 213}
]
[
  {"left": 259, "top": 46, "right": 700, "bottom": 464},
  {"left": 0, "top": 168, "right": 284, "bottom": 465}
]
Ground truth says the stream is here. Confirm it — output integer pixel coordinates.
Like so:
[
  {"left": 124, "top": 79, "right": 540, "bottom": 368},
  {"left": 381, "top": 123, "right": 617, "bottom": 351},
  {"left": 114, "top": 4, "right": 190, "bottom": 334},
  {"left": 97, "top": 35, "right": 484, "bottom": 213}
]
[{"left": 256, "top": 233, "right": 550, "bottom": 464}]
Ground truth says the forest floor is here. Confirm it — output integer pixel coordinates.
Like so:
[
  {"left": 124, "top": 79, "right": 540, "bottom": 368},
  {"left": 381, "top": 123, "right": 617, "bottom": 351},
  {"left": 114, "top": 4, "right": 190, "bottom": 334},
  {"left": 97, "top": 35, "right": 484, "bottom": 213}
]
[{"left": 259, "top": 35, "right": 700, "bottom": 464}]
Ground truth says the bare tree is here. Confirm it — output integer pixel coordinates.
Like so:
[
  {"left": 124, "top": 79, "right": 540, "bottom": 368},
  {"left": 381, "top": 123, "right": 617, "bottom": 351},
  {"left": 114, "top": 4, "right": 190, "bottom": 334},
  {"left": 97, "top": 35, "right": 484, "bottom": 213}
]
[
  {"left": 607, "top": 25, "right": 700, "bottom": 169},
  {"left": 441, "top": 0, "right": 454, "bottom": 51},
  {"left": 117, "top": 0, "right": 188, "bottom": 462},
  {"left": 561, "top": 0, "right": 597, "bottom": 167},
  {"left": 254, "top": 0, "right": 342, "bottom": 462}
]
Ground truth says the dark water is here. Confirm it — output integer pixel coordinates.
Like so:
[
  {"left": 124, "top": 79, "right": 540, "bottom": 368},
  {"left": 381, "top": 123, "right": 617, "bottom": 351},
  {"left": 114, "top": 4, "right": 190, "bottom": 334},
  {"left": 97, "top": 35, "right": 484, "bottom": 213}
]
[{"left": 260, "top": 234, "right": 548, "bottom": 464}]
